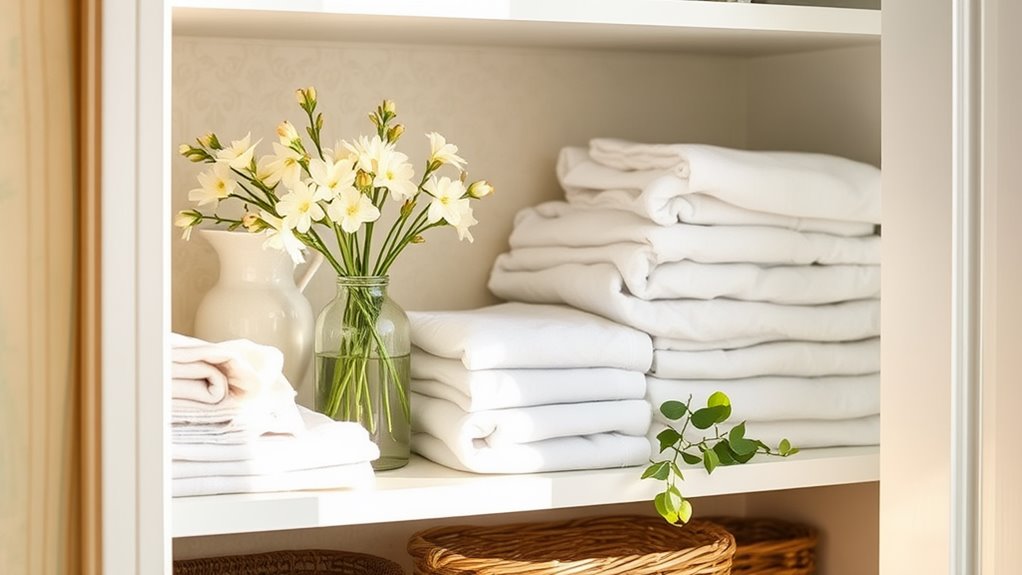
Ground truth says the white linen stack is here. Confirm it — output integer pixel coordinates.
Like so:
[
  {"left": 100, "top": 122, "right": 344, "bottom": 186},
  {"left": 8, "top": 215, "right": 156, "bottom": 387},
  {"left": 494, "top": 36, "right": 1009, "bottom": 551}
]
[
  {"left": 488, "top": 140, "right": 882, "bottom": 452},
  {"left": 171, "top": 333, "right": 379, "bottom": 496},
  {"left": 406, "top": 303, "right": 654, "bottom": 473}
]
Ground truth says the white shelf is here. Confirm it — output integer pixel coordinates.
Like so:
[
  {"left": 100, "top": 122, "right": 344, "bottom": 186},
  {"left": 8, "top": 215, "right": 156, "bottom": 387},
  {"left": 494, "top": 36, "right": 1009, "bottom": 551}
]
[
  {"left": 172, "top": 445, "right": 878, "bottom": 538},
  {"left": 172, "top": 0, "right": 879, "bottom": 55}
]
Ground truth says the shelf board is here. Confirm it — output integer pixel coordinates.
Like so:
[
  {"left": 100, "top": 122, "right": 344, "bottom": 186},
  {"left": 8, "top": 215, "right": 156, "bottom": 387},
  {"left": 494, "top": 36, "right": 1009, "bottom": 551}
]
[
  {"left": 172, "top": 0, "right": 879, "bottom": 55},
  {"left": 172, "top": 444, "right": 878, "bottom": 538}
]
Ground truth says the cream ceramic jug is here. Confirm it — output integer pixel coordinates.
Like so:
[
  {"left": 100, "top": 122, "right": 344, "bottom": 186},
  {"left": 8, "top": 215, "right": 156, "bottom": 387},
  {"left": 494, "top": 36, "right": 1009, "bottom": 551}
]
[{"left": 193, "top": 229, "right": 323, "bottom": 388}]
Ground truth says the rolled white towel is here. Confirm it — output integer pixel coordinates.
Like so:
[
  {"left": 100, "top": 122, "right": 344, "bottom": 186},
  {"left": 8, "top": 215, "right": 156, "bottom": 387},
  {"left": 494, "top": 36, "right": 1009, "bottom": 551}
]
[
  {"left": 557, "top": 147, "right": 877, "bottom": 236},
  {"left": 509, "top": 202, "right": 880, "bottom": 265},
  {"left": 172, "top": 461, "right": 375, "bottom": 497},
  {"left": 411, "top": 392, "right": 651, "bottom": 447},
  {"left": 171, "top": 375, "right": 304, "bottom": 443},
  {"left": 411, "top": 350, "right": 646, "bottom": 411},
  {"left": 488, "top": 262, "right": 880, "bottom": 343},
  {"left": 408, "top": 302, "right": 653, "bottom": 371},
  {"left": 646, "top": 374, "right": 880, "bottom": 422},
  {"left": 494, "top": 253, "right": 880, "bottom": 304},
  {"left": 413, "top": 432, "right": 651, "bottom": 474},
  {"left": 651, "top": 339, "right": 880, "bottom": 379},
  {"left": 172, "top": 407, "right": 378, "bottom": 477},
  {"left": 170, "top": 333, "right": 286, "bottom": 404},
  {"left": 648, "top": 416, "right": 880, "bottom": 453},
  {"left": 588, "top": 139, "right": 881, "bottom": 224}
]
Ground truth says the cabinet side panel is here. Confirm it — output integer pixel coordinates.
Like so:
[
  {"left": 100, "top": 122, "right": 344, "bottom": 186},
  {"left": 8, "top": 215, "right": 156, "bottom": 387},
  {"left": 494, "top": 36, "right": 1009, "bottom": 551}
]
[
  {"left": 746, "top": 44, "right": 880, "bottom": 166},
  {"left": 880, "top": 1, "right": 953, "bottom": 574}
]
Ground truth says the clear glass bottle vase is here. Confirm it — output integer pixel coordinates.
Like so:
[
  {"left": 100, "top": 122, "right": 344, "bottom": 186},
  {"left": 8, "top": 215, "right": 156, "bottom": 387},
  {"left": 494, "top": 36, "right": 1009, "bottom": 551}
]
[{"left": 315, "top": 276, "right": 411, "bottom": 471}]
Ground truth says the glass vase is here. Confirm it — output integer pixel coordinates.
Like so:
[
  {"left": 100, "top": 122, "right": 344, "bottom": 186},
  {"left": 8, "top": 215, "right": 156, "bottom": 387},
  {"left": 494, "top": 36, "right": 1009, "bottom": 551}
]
[{"left": 315, "top": 276, "right": 411, "bottom": 471}]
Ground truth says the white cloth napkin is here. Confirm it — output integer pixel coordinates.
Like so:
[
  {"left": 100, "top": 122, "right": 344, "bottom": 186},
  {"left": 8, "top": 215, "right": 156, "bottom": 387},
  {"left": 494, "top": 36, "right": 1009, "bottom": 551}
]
[
  {"left": 411, "top": 350, "right": 646, "bottom": 411},
  {"left": 588, "top": 139, "right": 882, "bottom": 224},
  {"left": 646, "top": 374, "right": 880, "bottom": 422},
  {"left": 171, "top": 376, "right": 304, "bottom": 443},
  {"left": 509, "top": 202, "right": 881, "bottom": 265},
  {"left": 413, "top": 432, "right": 651, "bottom": 474},
  {"left": 408, "top": 302, "right": 653, "bottom": 371},
  {"left": 172, "top": 407, "right": 379, "bottom": 478},
  {"left": 488, "top": 262, "right": 881, "bottom": 343},
  {"left": 557, "top": 147, "right": 876, "bottom": 236},
  {"left": 171, "top": 461, "right": 376, "bottom": 497},
  {"left": 170, "top": 333, "right": 286, "bottom": 404},
  {"left": 495, "top": 253, "right": 880, "bottom": 305},
  {"left": 649, "top": 416, "right": 880, "bottom": 452},
  {"left": 651, "top": 338, "right": 880, "bottom": 379},
  {"left": 411, "top": 392, "right": 651, "bottom": 447}
]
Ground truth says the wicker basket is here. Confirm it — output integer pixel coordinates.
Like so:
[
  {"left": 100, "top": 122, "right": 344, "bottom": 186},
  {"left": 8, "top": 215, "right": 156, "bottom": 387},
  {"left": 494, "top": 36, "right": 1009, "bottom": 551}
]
[
  {"left": 173, "top": 549, "right": 406, "bottom": 575},
  {"left": 705, "top": 517, "right": 817, "bottom": 575},
  {"left": 407, "top": 515, "right": 736, "bottom": 575}
]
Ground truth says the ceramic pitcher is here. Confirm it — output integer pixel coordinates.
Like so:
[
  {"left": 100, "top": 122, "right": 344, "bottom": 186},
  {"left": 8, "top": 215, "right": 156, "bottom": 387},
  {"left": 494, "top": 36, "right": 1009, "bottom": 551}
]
[{"left": 193, "top": 229, "right": 323, "bottom": 388}]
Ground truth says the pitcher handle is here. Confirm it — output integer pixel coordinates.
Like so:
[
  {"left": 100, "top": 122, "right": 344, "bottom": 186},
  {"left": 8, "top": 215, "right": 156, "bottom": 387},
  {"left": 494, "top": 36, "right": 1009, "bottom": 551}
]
[{"left": 296, "top": 251, "right": 324, "bottom": 293}]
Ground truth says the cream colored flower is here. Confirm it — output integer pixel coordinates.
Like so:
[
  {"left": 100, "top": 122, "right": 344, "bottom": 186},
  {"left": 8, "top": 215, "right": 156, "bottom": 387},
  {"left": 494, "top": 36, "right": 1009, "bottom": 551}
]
[
  {"left": 327, "top": 188, "right": 381, "bottom": 234},
  {"left": 216, "top": 132, "right": 261, "bottom": 170},
  {"left": 263, "top": 142, "right": 304, "bottom": 188},
  {"left": 188, "top": 163, "right": 237, "bottom": 207},
  {"left": 426, "top": 132, "right": 466, "bottom": 170},
  {"left": 309, "top": 157, "right": 357, "bottom": 197},
  {"left": 373, "top": 151, "right": 418, "bottom": 202},
  {"left": 452, "top": 202, "right": 477, "bottom": 243},
  {"left": 467, "top": 180, "right": 494, "bottom": 199},
  {"left": 174, "top": 210, "right": 202, "bottom": 241},
  {"left": 261, "top": 210, "right": 306, "bottom": 265},
  {"left": 423, "top": 176, "right": 469, "bottom": 225},
  {"left": 276, "top": 180, "right": 329, "bottom": 234},
  {"left": 276, "top": 121, "right": 300, "bottom": 146},
  {"left": 342, "top": 135, "right": 393, "bottom": 174}
]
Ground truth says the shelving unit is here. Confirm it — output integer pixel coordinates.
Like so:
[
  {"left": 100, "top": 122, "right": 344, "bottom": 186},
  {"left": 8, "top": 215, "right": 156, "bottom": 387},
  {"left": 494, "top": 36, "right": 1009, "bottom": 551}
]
[
  {"left": 174, "top": 446, "right": 878, "bottom": 537},
  {"left": 166, "top": 2, "right": 883, "bottom": 573}
]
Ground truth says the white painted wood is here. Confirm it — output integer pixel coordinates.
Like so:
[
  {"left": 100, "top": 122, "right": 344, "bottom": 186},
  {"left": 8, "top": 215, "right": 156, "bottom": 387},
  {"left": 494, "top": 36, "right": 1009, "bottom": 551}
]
[
  {"left": 103, "top": 0, "right": 170, "bottom": 573},
  {"left": 173, "top": 447, "right": 878, "bottom": 538},
  {"left": 172, "top": 0, "right": 878, "bottom": 55}
]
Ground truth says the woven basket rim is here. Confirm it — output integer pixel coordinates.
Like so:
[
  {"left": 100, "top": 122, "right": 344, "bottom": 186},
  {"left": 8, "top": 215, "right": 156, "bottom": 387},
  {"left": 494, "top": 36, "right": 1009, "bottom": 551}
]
[{"left": 173, "top": 548, "right": 405, "bottom": 575}]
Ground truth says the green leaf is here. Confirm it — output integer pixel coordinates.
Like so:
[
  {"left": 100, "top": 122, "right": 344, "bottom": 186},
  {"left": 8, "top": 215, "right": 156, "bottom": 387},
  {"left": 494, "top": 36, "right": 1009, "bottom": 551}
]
[
  {"left": 680, "top": 450, "right": 702, "bottom": 465},
  {"left": 733, "top": 449, "right": 756, "bottom": 464},
  {"left": 641, "top": 461, "right": 672, "bottom": 481},
  {"left": 728, "top": 423, "right": 758, "bottom": 456},
  {"left": 712, "top": 441, "right": 737, "bottom": 465},
  {"left": 703, "top": 448, "right": 720, "bottom": 474},
  {"left": 779, "top": 438, "right": 792, "bottom": 455},
  {"left": 707, "top": 391, "right": 731, "bottom": 408},
  {"left": 678, "top": 498, "right": 694, "bottom": 524},
  {"left": 666, "top": 485, "right": 684, "bottom": 513},
  {"left": 659, "top": 400, "right": 688, "bottom": 420},
  {"left": 690, "top": 405, "right": 729, "bottom": 429},
  {"left": 654, "top": 492, "right": 679, "bottom": 524},
  {"left": 787, "top": 447, "right": 801, "bottom": 456},
  {"left": 656, "top": 428, "right": 681, "bottom": 453}
]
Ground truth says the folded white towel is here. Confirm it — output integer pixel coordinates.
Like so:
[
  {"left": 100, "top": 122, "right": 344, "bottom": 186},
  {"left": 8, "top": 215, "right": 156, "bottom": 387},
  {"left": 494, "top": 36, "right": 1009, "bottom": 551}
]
[
  {"left": 413, "top": 432, "right": 651, "bottom": 474},
  {"left": 171, "top": 376, "right": 304, "bottom": 443},
  {"left": 411, "top": 392, "right": 651, "bottom": 447},
  {"left": 170, "top": 333, "right": 285, "bottom": 404},
  {"left": 495, "top": 253, "right": 880, "bottom": 304},
  {"left": 408, "top": 302, "right": 653, "bottom": 371},
  {"left": 509, "top": 202, "right": 880, "bottom": 265},
  {"left": 558, "top": 147, "right": 877, "bottom": 236},
  {"left": 488, "top": 263, "right": 880, "bottom": 343},
  {"left": 651, "top": 335, "right": 783, "bottom": 352},
  {"left": 651, "top": 339, "right": 880, "bottom": 379},
  {"left": 172, "top": 407, "right": 378, "bottom": 478},
  {"left": 649, "top": 416, "right": 880, "bottom": 453},
  {"left": 411, "top": 350, "right": 646, "bottom": 411},
  {"left": 588, "top": 139, "right": 881, "bottom": 224},
  {"left": 171, "top": 461, "right": 376, "bottom": 497},
  {"left": 646, "top": 374, "right": 879, "bottom": 422}
]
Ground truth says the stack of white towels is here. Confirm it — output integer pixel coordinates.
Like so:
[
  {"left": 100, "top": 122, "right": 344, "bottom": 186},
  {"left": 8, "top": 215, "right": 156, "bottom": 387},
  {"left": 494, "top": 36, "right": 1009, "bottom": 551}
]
[
  {"left": 406, "top": 303, "right": 654, "bottom": 473},
  {"left": 488, "top": 139, "right": 882, "bottom": 450},
  {"left": 171, "top": 333, "right": 379, "bottom": 496}
]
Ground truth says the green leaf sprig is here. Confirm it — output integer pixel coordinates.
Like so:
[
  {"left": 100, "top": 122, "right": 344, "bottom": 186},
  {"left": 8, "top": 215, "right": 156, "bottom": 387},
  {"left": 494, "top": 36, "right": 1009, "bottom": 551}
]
[{"left": 642, "top": 392, "right": 799, "bottom": 524}]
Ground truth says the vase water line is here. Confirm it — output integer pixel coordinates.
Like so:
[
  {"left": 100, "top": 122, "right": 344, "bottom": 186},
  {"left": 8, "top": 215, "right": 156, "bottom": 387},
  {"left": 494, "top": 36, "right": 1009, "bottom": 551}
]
[
  {"left": 193, "top": 229, "right": 322, "bottom": 388},
  {"left": 315, "top": 275, "right": 411, "bottom": 471}
]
